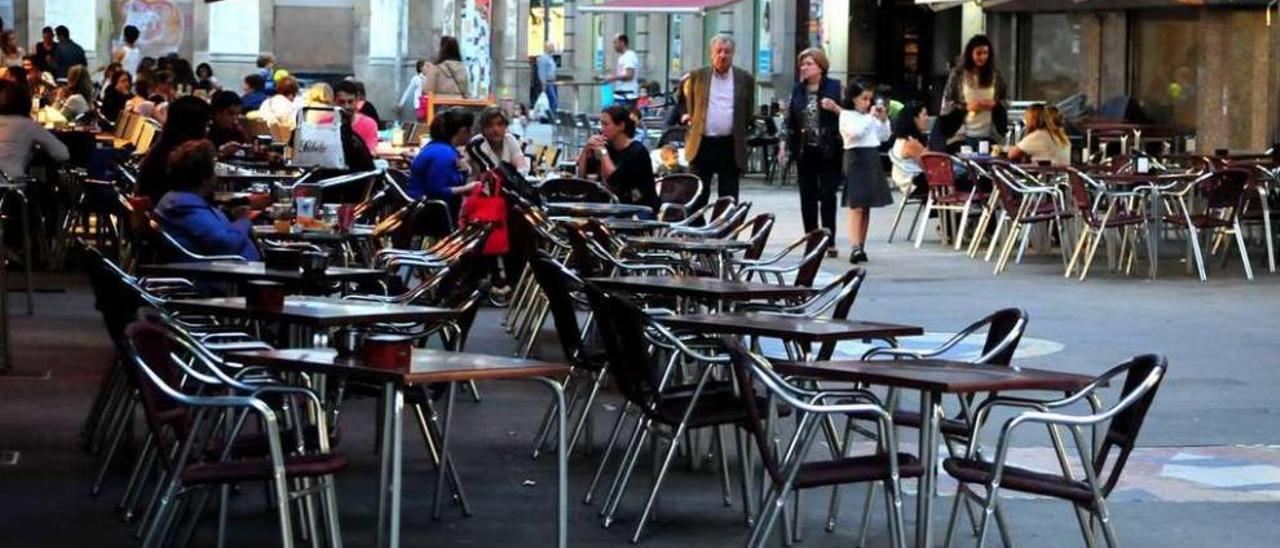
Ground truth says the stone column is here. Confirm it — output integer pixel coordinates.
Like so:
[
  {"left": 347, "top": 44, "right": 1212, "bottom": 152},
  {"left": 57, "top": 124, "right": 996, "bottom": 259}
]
[
  {"left": 960, "top": 0, "right": 985, "bottom": 47},
  {"left": 1078, "top": 11, "right": 1126, "bottom": 108}
]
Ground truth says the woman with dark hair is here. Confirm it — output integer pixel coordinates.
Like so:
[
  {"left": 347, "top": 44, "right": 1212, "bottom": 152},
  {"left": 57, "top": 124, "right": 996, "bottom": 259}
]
[
  {"left": 935, "top": 34, "right": 1007, "bottom": 150},
  {"left": 407, "top": 108, "right": 477, "bottom": 212},
  {"left": 821, "top": 78, "right": 890, "bottom": 263},
  {"left": 350, "top": 80, "right": 381, "bottom": 126},
  {"left": 136, "top": 96, "right": 211, "bottom": 203},
  {"left": 195, "top": 62, "right": 220, "bottom": 92},
  {"left": 101, "top": 70, "right": 133, "bottom": 123},
  {"left": 424, "top": 37, "right": 469, "bottom": 98},
  {"left": 576, "top": 105, "right": 658, "bottom": 211},
  {"left": 31, "top": 27, "right": 55, "bottom": 73},
  {"left": 786, "top": 47, "right": 843, "bottom": 253},
  {"left": 153, "top": 139, "right": 259, "bottom": 261},
  {"left": 888, "top": 101, "right": 929, "bottom": 196},
  {"left": 465, "top": 106, "right": 528, "bottom": 174},
  {"left": 0, "top": 79, "right": 68, "bottom": 178},
  {"left": 170, "top": 58, "right": 197, "bottom": 93}
]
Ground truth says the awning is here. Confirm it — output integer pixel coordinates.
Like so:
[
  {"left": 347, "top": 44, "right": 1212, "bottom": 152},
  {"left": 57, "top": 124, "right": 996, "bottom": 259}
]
[
  {"left": 914, "top": 0, "right": 968, "bottom": 11},
  {"left": 982, "top": 0, "right": 1275, "bottom": 11},
  {"left": 576, "top": 0, "right": 746, "bottom": 15}
]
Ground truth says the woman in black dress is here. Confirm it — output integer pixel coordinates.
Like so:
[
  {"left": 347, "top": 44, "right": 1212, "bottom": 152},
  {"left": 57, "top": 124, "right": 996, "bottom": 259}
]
[{"left": 821, "top": 79, "right": 891, "bottom": 263}]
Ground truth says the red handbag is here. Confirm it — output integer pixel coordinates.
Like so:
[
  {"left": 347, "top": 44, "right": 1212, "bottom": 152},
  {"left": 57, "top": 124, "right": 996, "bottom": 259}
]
[
  {"left": 459, "top": 170, "right": 509, "bottom": 256},
  {"left": 416, "top": 94, "right": 430, "bottom": 121}
]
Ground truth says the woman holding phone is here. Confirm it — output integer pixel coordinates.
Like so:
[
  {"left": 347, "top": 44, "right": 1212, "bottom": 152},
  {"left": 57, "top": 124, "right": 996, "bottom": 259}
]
[{"left": 822, "top": 79, "right": 890, "bottom": 263}]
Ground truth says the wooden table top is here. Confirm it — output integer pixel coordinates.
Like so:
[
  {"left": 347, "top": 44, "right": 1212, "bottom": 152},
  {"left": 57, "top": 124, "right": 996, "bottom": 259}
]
[
  {"left": 167, "top": 296, "right": 457, "bottom": 327},
  {"left": 624, "top": 236, "right": 750, "bottom": 252},
  {"left": 553, "top": 217, "right": 668, "bottom": 233},
  {"left": 658, "top": 313, "right": 924, "bottom": 343},
  {"left": 140, "top": 261, "right": 385, "bottom": 285},
  {"left": 544, "top": 202, "right": 653, "bottom": 218},
  {"left": 253, "top": 225, "right": 376, "bottom": 242},
  {"left": 227, "top": 347, "right": 569, "bottom": 385},
  {"left": 772, "top": 358, "right": 1096, "bottom": 394},
  {"left": 589, "top": 276, "right": 817, "bottom": 301}
]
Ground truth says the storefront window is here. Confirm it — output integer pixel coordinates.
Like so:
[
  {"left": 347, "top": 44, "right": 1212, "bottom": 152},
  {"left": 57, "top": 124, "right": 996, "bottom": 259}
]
[
  {"left": 1132, "top": 13, "right": 1199, "bottom": 128},
  {"left": 527, "top": 0, "right": 566, "bottom": 58},
  {"left": 1021, "top": 14, "right": 1082, "bottom": 103}
]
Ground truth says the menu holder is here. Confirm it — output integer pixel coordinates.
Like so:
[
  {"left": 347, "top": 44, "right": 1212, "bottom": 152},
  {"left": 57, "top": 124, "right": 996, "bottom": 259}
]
[
  {"left": 263, "top": 247, "right": 303, "bottom": 271},
  {"left": 245, "top": 280, "right": 285, "bottom": 309},
  {"left": 361, "top": 334, "right": 413, "bottom": 370}
]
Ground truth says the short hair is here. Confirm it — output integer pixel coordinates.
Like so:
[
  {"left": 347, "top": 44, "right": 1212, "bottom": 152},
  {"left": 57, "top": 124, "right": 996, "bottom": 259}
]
[
  {"left": 123, "top": 25, "right": 140, "bottom": 43},
  {"left": 41, "top": 27, "right": 52, "bottom": 36},
  {"left": 333, "top": 80, "right": 359, "bottom": 97},
  {"left": 0, "top": 79, "right": 32, "bottom": 116},
  {"left": 256, "top": 55, "right": 275, "bottom": 69},
  {"left": 243, "top": 74, "right": 265, "bottom": 91},
  {"left": 601, "top": 105, "right": 636, "bottom": 138},
  {"left": 797, "top": 47, "right": 829, "bottom": 75},
  {"left": 276, "top": 76, "right": 299, "bottom": 98},
  {"left": 415, "top": 59, "right": 427, "bottom": 72},
  {"left": 478, "top": 106, "right": 509, "bottom": 129},
  {"left": 710, "top": 34, "right": 735, "bottom": 51},
  {"left": 167, "top": 140, "right": 217, "bottom": 192},
  {"left": 429, "top": 108, "right": 475, "bottom": 142},
  {"left": 615, "top": 34, "right": 629, "bottom": 47},
  {"left": 210, "top": 90, "right": 243, "bottom": 113},
  {"left": 55, "top": 26, "right": 69, "bottom": 38}
]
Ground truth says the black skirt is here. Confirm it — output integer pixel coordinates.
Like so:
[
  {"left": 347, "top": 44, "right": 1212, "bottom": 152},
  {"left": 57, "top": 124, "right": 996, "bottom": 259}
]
[{"left": 841, "top": 147, "right": 893, "bottom": 208}]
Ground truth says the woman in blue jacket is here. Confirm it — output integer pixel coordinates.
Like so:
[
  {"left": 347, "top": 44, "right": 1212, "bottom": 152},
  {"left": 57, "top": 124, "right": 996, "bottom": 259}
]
[
  {"left": 407, "top": 108, "right": 478, "bottom": 219},
  {"left": 785, "top": 48, "right": 842, "bottom": 256},
  {"left": 153, "top": 140, "right": 260, "bottom": 261}
]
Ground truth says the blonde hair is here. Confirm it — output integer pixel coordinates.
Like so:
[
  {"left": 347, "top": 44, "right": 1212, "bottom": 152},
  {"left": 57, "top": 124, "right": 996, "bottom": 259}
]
[
  {"left": 1024, "top": 104, "right": 1067, "bottom": 146},
  {"left": 797, "top": 48, "right": 830, "bottom": 75},
  {"left": 303, "top": 82, "right": 333, "bottom": 107}
]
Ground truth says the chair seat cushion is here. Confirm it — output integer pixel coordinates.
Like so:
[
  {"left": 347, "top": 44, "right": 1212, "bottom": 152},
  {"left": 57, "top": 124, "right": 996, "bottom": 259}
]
[
  {"left": 943, "top": 457, "right": 1096, "bottom": 507},
  {"left": 889, "top": 411, "right": 973, "bottom": 439},
  {"left": 182, "top": 453, "right": 348, "bottom": 485},
  {"left": 795, "top": 453, "right": 924, "bottom": 489},
  {"left": 935, "top": 192, "right": 986, "bottom": 206},
  {"left": 655, "top": 389, "right": 790, "bottom": 429},
  {"left": 1163, "top": 214, "right": 1234, "bottom": 229}
]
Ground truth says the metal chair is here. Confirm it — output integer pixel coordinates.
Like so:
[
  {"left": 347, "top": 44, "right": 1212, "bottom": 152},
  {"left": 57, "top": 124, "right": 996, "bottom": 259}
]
[
  {"left": 985, "top": 162, "right": 1074, "bottom": 275},
  {"left": 942, "top": 354, "right": 1168, "bottom": 548},
  {"left": 654, "top": 173, "right": 704, "bottom": 222},
  {"left": 1063, "top": 169, "right": 1149, "bottom": 280},
  {"left": 538, "top": 177, "right": 618, "bottom": 203},
  {"left": 736, "top": 228, "right": 832, "bottom": 287},
  {"left": 914, "top": 153, "right": 987, "bottom": 250},
  {"left": 1161, "top": 168, "right": 1255, "bottom": 281},
  {"left": 726, "top": 213, "right": 776, "bottom": 262},
  {"left": 723, "top": 338, "right": 914, "bottom": 548}
]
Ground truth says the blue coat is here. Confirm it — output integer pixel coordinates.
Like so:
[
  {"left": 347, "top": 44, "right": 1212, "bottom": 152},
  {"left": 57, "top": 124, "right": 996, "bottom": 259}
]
[
  {"left": 785, "top": 77, "right": 843, "bottom": 160},
  {"left": 408, "top": 141, "right": 465, "bottom": 214},
  {"left": 154, "top": 191, "right": 260, "bottom": 261}
]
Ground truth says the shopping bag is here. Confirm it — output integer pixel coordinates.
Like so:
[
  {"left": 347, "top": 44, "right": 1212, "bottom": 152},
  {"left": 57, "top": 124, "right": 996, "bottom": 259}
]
[{"left": 292, "top": 106, "right": 346, "bottom": 169}]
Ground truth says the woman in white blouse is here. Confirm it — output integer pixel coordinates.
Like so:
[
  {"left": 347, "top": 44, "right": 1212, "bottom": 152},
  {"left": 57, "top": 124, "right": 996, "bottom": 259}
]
[
  {"left": 395, "top": 60, "right": 429, "bottom": 121},
  {"left": 0, "top": 80, "right": 69, "bottom": 179},
  {"left": 820, "top": 79, "right": 891, "bottom": 263},
  {"left": 1008, "top": 104, "right": 1071, "bottom": 166}
]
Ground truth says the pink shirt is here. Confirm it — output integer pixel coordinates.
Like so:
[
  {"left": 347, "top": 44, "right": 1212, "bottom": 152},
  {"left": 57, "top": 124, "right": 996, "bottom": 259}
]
[{"left": 351, "top": 113, "right": 378, "bottom": 154}]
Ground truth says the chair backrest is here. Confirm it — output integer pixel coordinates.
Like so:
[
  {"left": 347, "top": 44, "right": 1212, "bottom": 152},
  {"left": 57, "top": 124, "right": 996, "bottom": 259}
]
[
  {"left": 920, "top": 152, "right": 958, "bottom": 189},
  {"left": 976, "top": 308, "right": 1028, "bottom": 366},
  {"left": 123, "top": 320, "right": 192, "bottom": 447},
  {"left": 722, "top": 337, "right": 788, "bottom": 485},
  {"left": 794, "top": 228, "right": 833, "bottom": 288},
  {"left": 735, "top": 213, "right": 775, "bottom": 261},
  {"left": 655, "top": 173, "right": 704, "bottom": 209},
  {"left": 539, "top": 177, "right": 617, "bottom": 203},
  {"left": 988, "top": 165, "right": 1027, "bottom": 216},
  {"left": 530, "top": 253, "right": 589, "bottom": 365},
  {"left": 710, "top": 195, "right": 736, "bottom": 219},
  {"left": 1200, "top": 167, "right": 1252, "bottom": 213},
  {"left": 562, "top": 224, "right": 608, "bottom": 278},
  {"left": 1092, "top": 354, "right": 1168, "bottom": 496},
  {"left": 581, "top": 286, "right": 664, "bottom": 413},
  {"left": 814, "top": 268, "right": 868, "bottom": 360}
]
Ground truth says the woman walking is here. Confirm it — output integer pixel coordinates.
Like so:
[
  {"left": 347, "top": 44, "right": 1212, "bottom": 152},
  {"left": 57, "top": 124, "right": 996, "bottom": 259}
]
[
  {"left": 821, "top": 79, "right": 890, "bottom": 263},
  {"left": 786, "top": 48, "right": 843, "bottom": 257}
]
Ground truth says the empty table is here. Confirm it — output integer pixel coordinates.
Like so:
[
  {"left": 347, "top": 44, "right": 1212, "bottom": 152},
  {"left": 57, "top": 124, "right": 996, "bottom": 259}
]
[
  {"left": 658, "top": 313, "right": 923, "bottom": 355},
  {"left": 166, "top": 296, "right": 455, "bottom": 330},
  {"left": 588, "top": 276, "right": 816, "bottom": 310},
  {"left": 140, "top": 261, "right": 385, "bottom": 288},
  {"left": 552, "top": 217, "right": 668, "bottom": 234},
  {"left": 226, "top": 347, "right": 570, "bottom": 548},
  {"left": 623, "top": 236, "right": 751, "bottom": 278},
  {"left": 544, "top": 202, "right": 653, "bottom": 218},
  {"left": 772, "top": 358, "right": 1095, "bottom": 548}
]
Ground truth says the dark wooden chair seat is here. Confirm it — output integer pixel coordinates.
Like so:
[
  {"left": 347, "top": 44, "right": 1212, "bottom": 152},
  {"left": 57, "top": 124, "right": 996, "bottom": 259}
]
[
  {"left": 944, "top": 458, "right": 1095, "bottom": 507},
  {"left": 794, "top": 453, "right": 924, "bottom": 489},
  {"left": 182, "top": 454, "right": 349, "bottom": 486}
]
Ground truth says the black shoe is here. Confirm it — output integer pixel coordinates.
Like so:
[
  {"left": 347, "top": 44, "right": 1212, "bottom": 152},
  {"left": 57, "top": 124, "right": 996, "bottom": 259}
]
[
  {"left": 826, "top": 248, "right": 838, "bottom": 258},
  {"left": 849, "top": 247, "right": 867, "bottom": 264}
]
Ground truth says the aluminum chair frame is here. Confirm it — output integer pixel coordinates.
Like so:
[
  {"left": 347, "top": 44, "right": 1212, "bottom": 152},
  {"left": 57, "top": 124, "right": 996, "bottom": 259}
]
[
  {"left": 914, "top": 153, "right": 986, "bottom": 250},
  {"left": 736, "top": 228, "right": 832, "bottom": 287}
]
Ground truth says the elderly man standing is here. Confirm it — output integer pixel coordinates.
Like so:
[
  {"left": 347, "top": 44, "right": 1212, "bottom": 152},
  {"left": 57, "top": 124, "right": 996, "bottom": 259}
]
[
  {"left": 537, "top": 41, "right": 559, "bottom": 113},
  {"left": 683, "top": 35, "right": 754, "bottom": 209}
]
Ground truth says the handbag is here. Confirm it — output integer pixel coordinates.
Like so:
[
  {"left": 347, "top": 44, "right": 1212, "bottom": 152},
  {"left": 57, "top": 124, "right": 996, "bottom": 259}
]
[
  {"left": 459, "top": 170, "right": 510, "bottom": 256},
  {"left": 292, "top": 106, "right": 346, "bottom": 169}
]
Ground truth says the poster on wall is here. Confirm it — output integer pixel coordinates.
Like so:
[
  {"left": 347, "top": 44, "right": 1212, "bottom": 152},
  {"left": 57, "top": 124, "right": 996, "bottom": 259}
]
[
  {"left": 593, "top": 16, "right": 605, "bottom": 71},
  {"left": 756, "top": 0, "right": 772, "bottom": 74},
  {"left": 459, "top": 0, "right": 492, "bottom": 98},
  {"left": 670, "top": 15, "right": 682, "bottom": 75},
  {"left": 111, "top": 0, "right": 189, "bottom": 58},
  {"left": 807, "top": 0, "right": 823, "bottom": 49}
]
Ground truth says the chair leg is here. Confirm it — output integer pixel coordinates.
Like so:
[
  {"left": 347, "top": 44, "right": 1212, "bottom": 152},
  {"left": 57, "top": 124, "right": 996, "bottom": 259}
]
[
  {"left": 601, "top": 419, "right": 649, "bottom": 525},
  {"left": 734, "top": 427, "right": 756, "bottom": 527},
  {"left": 585, "top": 407, "right": 633, "bottom": 505},
  {"left": 1233, "top": 220, "right": 1254, "bottom": 280},
  {"left": 630, "top": 425, "right": 691, "bottom": 543},
  {"left": 888, "top": 197, "right": 910, "bottom": 244},
  {"left": 567, "top": 372, "right": 607, "bottom": 458},
  {"left": 1080, "top": 227, "right": 1109, "bottom": 281},
  {"left": 955, "top": 201, "right": 974, "bottom": 250},
  {"left": 914, "top": 198, "right": 934, "bottom": 248},
  {"left": 91, "top": 398, "right": 134, "bottom": 496},
  {"left": 1186, "top": 225, "right": 1208, "bottom": 282}
]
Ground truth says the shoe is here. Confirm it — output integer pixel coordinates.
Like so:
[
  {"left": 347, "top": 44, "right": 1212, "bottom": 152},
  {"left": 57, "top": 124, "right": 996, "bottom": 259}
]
[
  {"left": 488, "top": 285, "right": 511, "bottom": 308},
  {"left": 849, "top": 247, "right": 867, "bottom": 264},
  {"left": 826, "top": 248, "right": 838, "bottom": 258}
]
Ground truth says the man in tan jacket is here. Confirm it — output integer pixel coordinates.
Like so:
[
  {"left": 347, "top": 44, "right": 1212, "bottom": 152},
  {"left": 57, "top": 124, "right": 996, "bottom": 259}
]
[{"left": 682, "top": 35, "right": 755, "bottom": 210}]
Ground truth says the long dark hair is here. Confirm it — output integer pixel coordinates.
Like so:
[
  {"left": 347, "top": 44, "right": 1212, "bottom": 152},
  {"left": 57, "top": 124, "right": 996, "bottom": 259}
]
[
  {"left": 961, "top": 34, "right": 995, "bottom": 87},
  {"left": 892, "top": 101, "right": 927, "bottom": 142},
  {"left": 155, "top": 96, "right": 211, "bottom": 149},
  {"left": 436, "top": 37, "right": 462, "bottom": 64},
  {"left": 842, "top": 78, "right": 873, "bottom": 111}
]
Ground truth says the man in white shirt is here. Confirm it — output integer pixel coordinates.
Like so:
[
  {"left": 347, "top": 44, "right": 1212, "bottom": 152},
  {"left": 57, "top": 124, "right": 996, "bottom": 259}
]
[
  {"left": 681, "top": 35, "right": 754, "bottom": 208},
  {"left": 113, "top": 25, "right": 142, "bottom": 77},
  {"left": 601, "top": 34, "right": 639, "bottom": 106}
]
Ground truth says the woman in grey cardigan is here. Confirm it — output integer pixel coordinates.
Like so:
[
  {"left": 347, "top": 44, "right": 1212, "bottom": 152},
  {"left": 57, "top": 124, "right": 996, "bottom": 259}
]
[{"left": 933, "top": 34, "right": 1008, "bottom": 151}]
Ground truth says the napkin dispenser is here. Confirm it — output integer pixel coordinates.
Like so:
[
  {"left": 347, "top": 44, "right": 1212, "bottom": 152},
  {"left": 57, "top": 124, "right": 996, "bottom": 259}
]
[
  {"left": 361, "top": 335, "right": 413, "bottom": 370},
  {"left": 263, "top": 247, "right": 302, "bottom": 270},
  {"left": 299, "top": 251, "right": 329, "bottom": 277},
  {"left": 245, "top": 280, "right": 285, "bottom": 309}
]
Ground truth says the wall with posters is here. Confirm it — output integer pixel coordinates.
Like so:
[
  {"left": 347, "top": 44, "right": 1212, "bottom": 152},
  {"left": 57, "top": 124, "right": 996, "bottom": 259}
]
[{"left": 110, "top": 0, "right": 191, "bottom": 59}]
